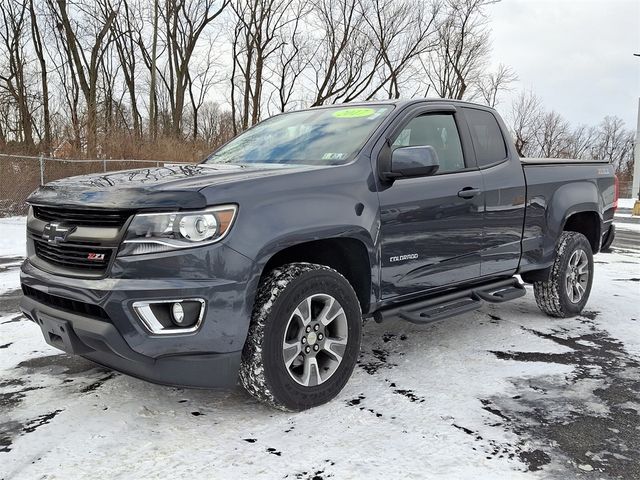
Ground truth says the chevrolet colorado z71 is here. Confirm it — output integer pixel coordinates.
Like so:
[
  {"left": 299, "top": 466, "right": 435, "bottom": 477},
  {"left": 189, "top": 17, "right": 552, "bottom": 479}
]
[{"left": 20, "top": 100, "right": 617, "bottom": 410}]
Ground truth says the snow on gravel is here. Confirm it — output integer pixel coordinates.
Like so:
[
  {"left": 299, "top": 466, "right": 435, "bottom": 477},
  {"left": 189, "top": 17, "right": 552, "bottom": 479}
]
[
  {"left": 616, "top": 221, "right": 640, "bottom": 233},
  {"left": 0, "top": 217, "right": 26, "bottom": 258},
  {"left": 0, "top": 217, "right": 26, "bottom": 293},
  {"left": 1, "top": 218, "right": 639, "bottom": 479},
  {"left": 619, "top": 198, "right": 638, "bottom": 209}
]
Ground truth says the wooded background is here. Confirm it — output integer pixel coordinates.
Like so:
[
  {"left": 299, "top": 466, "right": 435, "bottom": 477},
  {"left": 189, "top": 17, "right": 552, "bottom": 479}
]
[{"left": 0, "top": 0, "right": 635, "bottom": 180}]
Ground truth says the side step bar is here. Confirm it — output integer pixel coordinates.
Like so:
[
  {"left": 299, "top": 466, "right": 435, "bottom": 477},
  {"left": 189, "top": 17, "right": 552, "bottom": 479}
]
[{"left": 376, "top": 277, "right": 526, "bottom": 325}]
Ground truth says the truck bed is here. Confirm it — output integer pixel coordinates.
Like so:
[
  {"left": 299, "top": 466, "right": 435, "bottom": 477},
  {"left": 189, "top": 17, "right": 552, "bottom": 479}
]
[{"left": 519, "top": 160, "right": 616, "bottom": 273}]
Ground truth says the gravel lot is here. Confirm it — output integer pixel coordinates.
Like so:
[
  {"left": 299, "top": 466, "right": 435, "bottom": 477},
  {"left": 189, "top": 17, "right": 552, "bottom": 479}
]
[{"left": 1, "top": 217, "right": 639, "bottom": 480}]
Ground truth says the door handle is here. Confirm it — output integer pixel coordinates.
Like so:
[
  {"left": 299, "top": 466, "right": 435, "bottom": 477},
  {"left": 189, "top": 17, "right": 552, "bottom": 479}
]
[{"left": 457, "top": 187, "right": 482, "bottom": 199}]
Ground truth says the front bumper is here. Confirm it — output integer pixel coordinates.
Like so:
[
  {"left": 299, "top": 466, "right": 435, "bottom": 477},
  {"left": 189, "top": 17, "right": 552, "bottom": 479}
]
[
  {"left": 19, "top": 244, "right": 257, "bottom": 388},
  {"left": 21, "top": 295, "right": 240, "bottom": 387}
]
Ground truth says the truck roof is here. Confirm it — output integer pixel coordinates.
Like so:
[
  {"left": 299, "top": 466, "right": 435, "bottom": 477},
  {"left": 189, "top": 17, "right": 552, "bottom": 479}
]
[{"left": 305, "top": 98, "right": 496, "bottom": 111}]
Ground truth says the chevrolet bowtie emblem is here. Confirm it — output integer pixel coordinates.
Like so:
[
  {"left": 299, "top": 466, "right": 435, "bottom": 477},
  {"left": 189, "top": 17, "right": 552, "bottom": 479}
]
[{"left": 42, "top": 223, "right": 77, "bottom": 244}]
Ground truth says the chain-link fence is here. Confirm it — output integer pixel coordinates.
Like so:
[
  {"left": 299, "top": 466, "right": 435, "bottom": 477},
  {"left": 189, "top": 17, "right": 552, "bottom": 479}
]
[{"left": 0, "top": 154, "right": 193, "bottom": 217}]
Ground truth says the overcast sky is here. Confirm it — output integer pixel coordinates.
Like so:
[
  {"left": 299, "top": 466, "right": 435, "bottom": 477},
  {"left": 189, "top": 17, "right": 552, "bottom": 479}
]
[{"left": 486, "top": 0, "right": 639, "bottom": 129}]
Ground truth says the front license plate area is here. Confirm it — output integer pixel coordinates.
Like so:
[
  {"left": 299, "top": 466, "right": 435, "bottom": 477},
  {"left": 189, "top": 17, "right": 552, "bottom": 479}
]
[{"left": 38, "top": 314, "right": 92, "bottom": 354}]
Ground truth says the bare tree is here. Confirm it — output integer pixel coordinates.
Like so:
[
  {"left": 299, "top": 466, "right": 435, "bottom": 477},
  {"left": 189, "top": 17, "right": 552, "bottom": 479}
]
[
  {"left": 230, "top": 0, "right": 305, "bottom": 130},
  {"left": 111, "top": 0, "right": 143, "bottom": 138},
  {"left": 424, "top": 0, "right": 494, "bottom": 100},
  {"left": 363, "top": 0, "right": 441, "bottom": 100},
  {"left": 591, "top": 116, "right": 635, "bottom": 174},
  {"left": 198, "top": 101, "right": 221, "bottom": 143},
  {"left": 565, "top": 124, "right": 597, "bottom": 159},
  {"left": 309, "top": 0, "right": 379, "bottom": 106},
  {"left": 51, "top": 0, "right": 116, "bottom": 156},
  {"left": 475, "top": 63, "right": 517, "bottom": 107},
  {"left": 149, "top": 0, "right": 159, "bottom": 139},
  {"left": 0, "top": 0, "right": 34, "bottom": 148},
  {"left": 29, "top": 0, "right": 51, "bottom": 151},
  {"left": 160, "top": 0, "right": 227, "bottom": 137},
  {"left": 266, "top": 4, "right": 311, "bottom": 113},
  {"left": 509, "top": 90, "right": 543, "bottom": 157},
  {"left": 100, "top": 41, "right": 118, "bottom": 132},
  {"left": 187, "top": 41, "right": 220, "bottom": 140},
  {"left": 534, "top": 110, "right": 570, "bottom": 158},
  {"left": 507, "top": 91, "right": 634, "bottom": 167},
  {"left": 309, "top": 0, "right": 433, "bottom": 105},
  {"left": 0, "top": 99, "right": 10, "bottom": 146},
  {"left": 1, "top": 0, "right": 634, "bottom": 171},
  {"left": 46, "top": 8, "right": 82, "bottom": 150}
]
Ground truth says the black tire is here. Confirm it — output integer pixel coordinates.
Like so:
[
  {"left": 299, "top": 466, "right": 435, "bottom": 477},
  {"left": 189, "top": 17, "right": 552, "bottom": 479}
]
[
  {"left": 601, "top": 224, "right": 615, "bottom": 252},
  {"left": 533, "top": 232, "right": 594, "bottom": 318},
  {"left": 239, "top": 263, "right": 362, "bottom": 411}
]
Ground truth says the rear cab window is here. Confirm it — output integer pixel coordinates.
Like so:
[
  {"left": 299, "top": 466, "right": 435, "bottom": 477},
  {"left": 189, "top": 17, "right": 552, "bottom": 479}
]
[{"left": 462, "top": 108, "right": 508, "bottom": 168}]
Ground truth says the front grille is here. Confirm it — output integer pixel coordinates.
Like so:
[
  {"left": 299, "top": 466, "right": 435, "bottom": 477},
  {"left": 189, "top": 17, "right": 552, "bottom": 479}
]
[
  {"left": 32, "top": 236, "right": 112, "bottom": 272},
  {"left": 22, "top": 284, "right": 110, "bottom": 321},
  {"left": 33, "top": 205, "right": 132, "bottom": 228}
]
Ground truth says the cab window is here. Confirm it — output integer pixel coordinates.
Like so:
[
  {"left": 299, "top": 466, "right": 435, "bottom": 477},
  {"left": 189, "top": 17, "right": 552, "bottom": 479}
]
[
  {"left": 462, "top": 107, "right": 508, "bottom": 167},
  {"left": 392, "top": 114, "right": 465, "bottom": 173}
]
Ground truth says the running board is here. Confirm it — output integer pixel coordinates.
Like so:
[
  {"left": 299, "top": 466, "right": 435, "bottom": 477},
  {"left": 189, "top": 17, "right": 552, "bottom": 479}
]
[
  {"left": 378, "top": 277, "right": 526, "bottom": 325},
  {"left": 472, "top": 282, "right": 526, "bottom": 303}
]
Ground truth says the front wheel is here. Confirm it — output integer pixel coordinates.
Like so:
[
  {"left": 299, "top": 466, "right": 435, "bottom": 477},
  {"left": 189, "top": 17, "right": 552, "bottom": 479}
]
[
  {"left": 239, "top": 263, "right": 362, "bottom": 411},
  {"left": 533, "top": 231, "right": 594, "bottom": 318}
]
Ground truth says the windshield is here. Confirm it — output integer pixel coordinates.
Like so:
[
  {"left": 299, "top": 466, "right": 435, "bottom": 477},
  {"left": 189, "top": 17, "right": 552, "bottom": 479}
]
[{"left": 204, "top": 105, "right": 392, "bottom": 166}]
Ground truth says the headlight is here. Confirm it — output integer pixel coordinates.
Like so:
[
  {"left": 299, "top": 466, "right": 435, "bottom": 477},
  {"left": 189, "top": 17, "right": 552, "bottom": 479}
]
[{"left": 119, "top": 205, "right": 237, "bottom": 256}]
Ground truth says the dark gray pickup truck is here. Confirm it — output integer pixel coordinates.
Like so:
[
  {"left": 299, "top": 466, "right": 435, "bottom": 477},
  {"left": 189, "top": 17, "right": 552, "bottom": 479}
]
[{"left": 20, "top": 99, "right": 617, "bottom": 410}]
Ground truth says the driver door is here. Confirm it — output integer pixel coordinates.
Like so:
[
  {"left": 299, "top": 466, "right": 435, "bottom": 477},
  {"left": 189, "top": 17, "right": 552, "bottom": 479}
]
[{"left": 378, "top": 109, "right": 485, "bottom": 299}]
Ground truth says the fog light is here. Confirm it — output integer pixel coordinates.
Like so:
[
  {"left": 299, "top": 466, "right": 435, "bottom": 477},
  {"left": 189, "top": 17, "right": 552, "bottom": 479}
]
[
  {"left": 170, "top": 301, "right": 201, "bottom": 328},
  {"left": 133, "top": 299, "right": 205, "bottom": 334},
  {"left": 172, "top": 302, "right": 185, "bottom": 325}
]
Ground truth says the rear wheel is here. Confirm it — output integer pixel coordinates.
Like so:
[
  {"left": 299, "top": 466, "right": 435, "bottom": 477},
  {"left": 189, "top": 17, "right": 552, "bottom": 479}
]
[
  {"left": 533, "top": 231, "right": 594, "bottom": 318},
  {"left": 239, "top": 263, "right": 362, "bottom": 411}
]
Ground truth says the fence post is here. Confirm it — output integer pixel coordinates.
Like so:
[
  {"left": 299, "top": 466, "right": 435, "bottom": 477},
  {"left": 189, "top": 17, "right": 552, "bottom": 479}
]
[
  {"left": 39, "top": 155, "right": 45, "bottom": 185},
  {"left": 103, "top": 159, "right": 107, "bottom": 173}
]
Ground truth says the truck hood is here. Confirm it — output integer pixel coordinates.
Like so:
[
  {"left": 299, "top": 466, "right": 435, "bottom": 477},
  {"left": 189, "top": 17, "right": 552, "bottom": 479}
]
[{"left": 27, "top": 163, "right": 314, "bottom": 210}]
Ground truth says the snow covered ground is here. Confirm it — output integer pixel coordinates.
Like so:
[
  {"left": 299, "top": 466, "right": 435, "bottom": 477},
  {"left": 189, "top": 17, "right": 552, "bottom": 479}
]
[{"left": 1, "top": 218, "right": 639, "bottom": 479}]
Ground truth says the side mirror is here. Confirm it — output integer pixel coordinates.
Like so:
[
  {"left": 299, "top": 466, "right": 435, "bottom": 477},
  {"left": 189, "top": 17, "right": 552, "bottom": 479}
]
[{"left": 383, "top": 145, "right": 440, "bottom": 180}]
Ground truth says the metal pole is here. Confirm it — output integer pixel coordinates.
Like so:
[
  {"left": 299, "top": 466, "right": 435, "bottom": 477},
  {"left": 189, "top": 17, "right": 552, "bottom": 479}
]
[
  {"left": 103, "top": 159, "right": 107, "bottom": 173},
  {"left": 39, "top": 155, "right": 45, "bottom": 185},
  {"left": 632, "top": 98, "right": 640, "bottom": 201},
  {"left": 631, "top": 98, "right": 640, "bottom": 216}
]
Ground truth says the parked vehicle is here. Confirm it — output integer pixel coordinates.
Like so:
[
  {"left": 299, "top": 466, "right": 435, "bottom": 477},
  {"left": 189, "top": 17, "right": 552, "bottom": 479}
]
[{"left": 20, "top": 99, "right": 617, "bottom": 410}]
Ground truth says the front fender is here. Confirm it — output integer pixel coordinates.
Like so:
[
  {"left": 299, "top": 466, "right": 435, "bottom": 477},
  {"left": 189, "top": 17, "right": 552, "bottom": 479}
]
[{"left": 200, "top": 161, "right": 382, "bottom": 306}]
